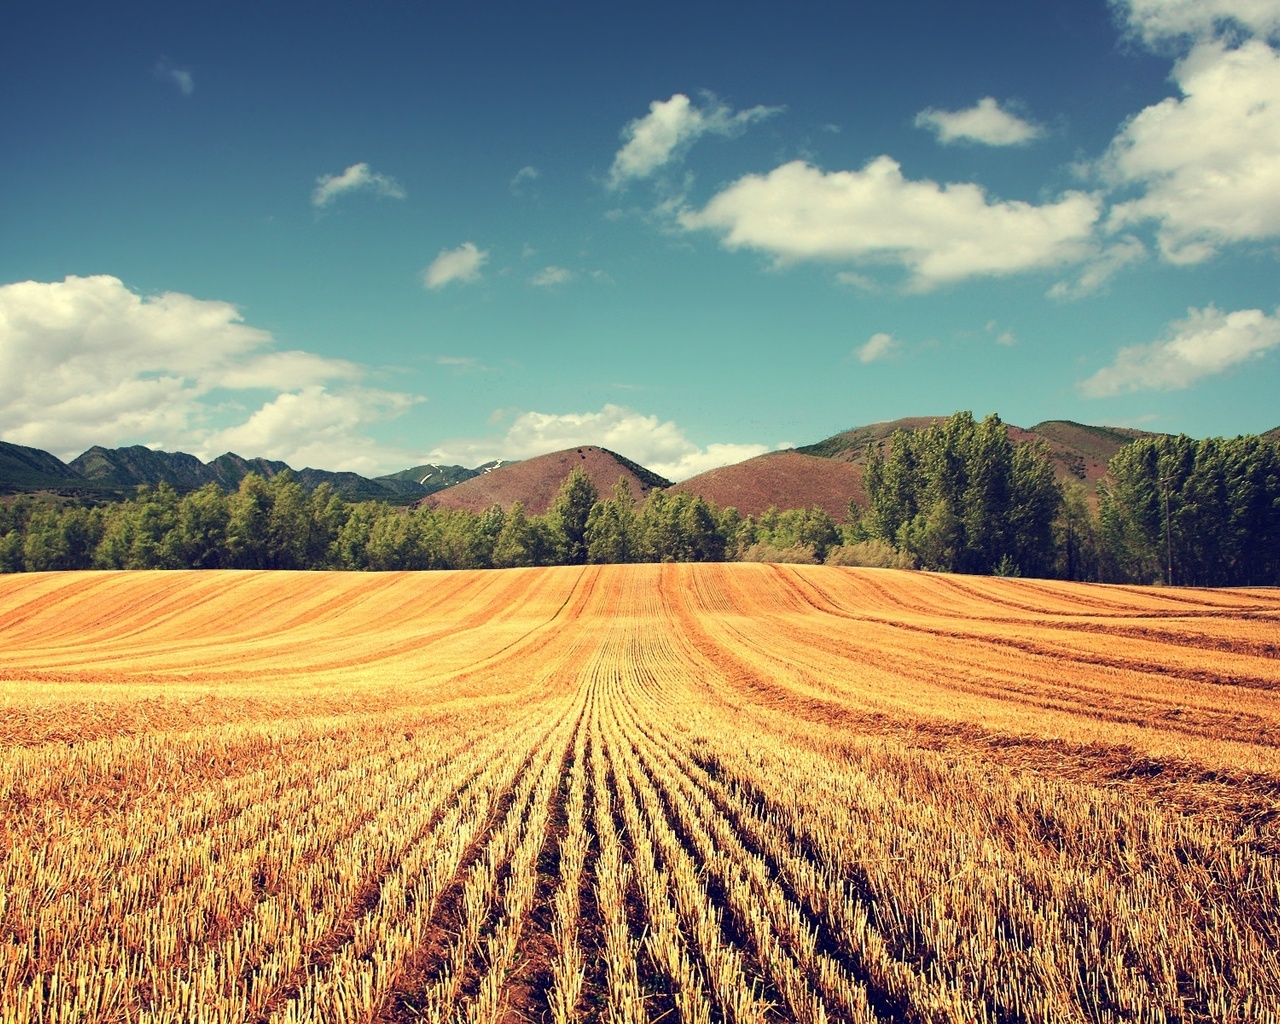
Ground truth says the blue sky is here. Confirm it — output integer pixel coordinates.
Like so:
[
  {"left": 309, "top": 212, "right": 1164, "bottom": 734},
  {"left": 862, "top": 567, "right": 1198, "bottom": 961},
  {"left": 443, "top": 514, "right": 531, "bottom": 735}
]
[{"left": 3, "top": 0, "right": 1279, "bottom": 479}]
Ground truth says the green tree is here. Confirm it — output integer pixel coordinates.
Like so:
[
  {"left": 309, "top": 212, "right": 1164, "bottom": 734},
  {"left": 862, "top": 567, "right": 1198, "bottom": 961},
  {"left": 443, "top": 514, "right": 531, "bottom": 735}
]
[
  {"left": 266, "top": 473, "right": 310, "bottom": 569},
  {"left": 91, "top": 485, "right": 181, "bottom": 569},
  {"left": 226, "top": 475, "right": 273, "bottom": 569},
  {"left": 586, "top": 479, "right": 639, "bottom": 564},
  {"left": 492, "top": 501, "right": 536, "bottom": 568},
  {"left": 22, "top": 506, "right": 72, "bottom": 571},
  {"left": 0, "top": 530, "right": 22, "bottom": 573},
  {"left": 332, "top": 502, "right": 382, "bottom": 569},
  {"left": 162, "top": 484, "right": 229, "bottom": 569},
  {"left": 307, "top": 483, "right": 350, "bottom": 569},
  {"left": 1098, "top": 433, "right": 1280, "bottom": 586},
  {"left": 864, "top": 412, "right": 1061, "bottom": 577},
  {"left": 1054, "top": 482, "right": 1101, "bottom": 581},
  {"left": 548, "top": 468, "right": 599, "bottom": 565}
]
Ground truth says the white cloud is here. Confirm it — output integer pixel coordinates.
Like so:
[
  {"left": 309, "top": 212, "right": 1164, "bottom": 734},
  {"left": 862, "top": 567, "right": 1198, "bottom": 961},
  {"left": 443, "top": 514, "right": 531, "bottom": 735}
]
[
  {"left": 312, "top": 162, "right": 406, "bottom": 208},
  {"left": 215, "top": 350, "right": 363, "bottom": 390},
  {"left": 1103, "top": 39, "right": 1280, "bottom": 262},
  {"left": 426, "top": 404, "right": 770, "bottom": 482},
  {"left": 530, "top": 266, "right": 575, "bottom": 287},
  {"left": 1048, "top": 235, "right": 1148, "bottom": 299},
  {"left": 423, "top": 242, "right": 489, "bottom": 289},
  {"left": 679, "top": 158, "right": 1100, "bottom": 289},
  {"left": 154, "top": 58, "right": 193, "bottom": 96},
  {"left": 1112, "top": 0, "right": 1280, "bottom": 45},
  {"left": 856, "top": 333, "right": 897, "bottom": 363},
  {"left": 835, "top": 270, "right": 880, "bottom": 292},
  {"left": 1079, "top": 304, "right": 1280, "bottom": 395},
  {"left": 983, "top": 321, "right": 1020, "bottom": 346},
  {"left": 914, "top": 97, "right": 1044, "bottom": 146},
  {"left": 511, "top": 165, "right": 540, "bottom": 192},
  {"left": 0, "top": 275, "right": 420, "bottom": 472},
  {"left": 608, "top": 93, "right": 782, "bottom": 189},
  {"left": 204, "top": 386, "right": 420, "bottom": 474}
]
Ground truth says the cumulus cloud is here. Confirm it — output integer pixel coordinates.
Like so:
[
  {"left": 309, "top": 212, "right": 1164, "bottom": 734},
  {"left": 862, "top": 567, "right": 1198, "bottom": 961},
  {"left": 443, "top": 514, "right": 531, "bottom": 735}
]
[
  {"left": 312, "top": 162, "right": 406, "bottom": 208},
  {"left": 914, "top": 97, "right": 1044, "bottom": 146},
  {"left": 679, "top": 158, "right": 1100, "bottom": 289},
  {"left": 426, "top": 404, "right": 770, "bottom": 482},
  {"left": 530, "top": 266, "right": 575, "bottom": 287},
  {"left": 1079, "top": 304, "right": 1280, "bottom": 395},
  {"left": 0, "top": 275, "right": 420, "bottom": 472},
  {"left": 154, "top": 58, "right": 193, "bottom": 96},
  {"left": 856, "top": 333, "right": 898, "bottom": 363},
  {"left": 205, "top": 386, "right": 419, "bottom": 473},
  {"left": 423, "top": 242, "right": 488, "bottom": 289},
  {"left": 1103, "top": 38, "right": 1280, "bottom": 262},
  {"left": 608, "top": 93, "right": 781, "bottom": 188},
  {"left": 1112, "top": 0, "right": 1280, "bottom": 45}
]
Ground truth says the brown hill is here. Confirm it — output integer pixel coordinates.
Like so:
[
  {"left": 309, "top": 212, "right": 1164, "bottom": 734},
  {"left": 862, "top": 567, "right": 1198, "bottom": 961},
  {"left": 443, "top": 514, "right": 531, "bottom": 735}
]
[
  {"left": 1020, "top": 420, "right": 1159, "bottom": 489},
  {"left": 415, "top": 446, "right": 671, "bottom": 515},
  {"left": 670, "top": 450, "right": 864, "bottom": 521}
]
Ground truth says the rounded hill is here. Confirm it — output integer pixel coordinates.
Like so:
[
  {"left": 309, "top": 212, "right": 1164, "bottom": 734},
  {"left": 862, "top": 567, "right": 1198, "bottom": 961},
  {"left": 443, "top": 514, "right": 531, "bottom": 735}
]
[
  {"left": 415, "top": 446, "right": 671, "bottom": 515},
  {"left": 669, "top": 449, "right": 864, "bottom": 520}
]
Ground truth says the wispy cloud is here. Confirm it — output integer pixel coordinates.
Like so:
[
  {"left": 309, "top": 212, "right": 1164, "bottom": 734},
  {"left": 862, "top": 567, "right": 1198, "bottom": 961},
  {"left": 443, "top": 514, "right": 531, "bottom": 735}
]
[
  {"left": 1080, "top": 304, "right": 1280, "bottom": 395},
  {"left": 856, "top": 332, "right": 898, "bottom": 363},
  {"left": 1048, "top": 236, "right": 1147, "bottom": 299},
  {"left": 435, "top": 356, "right": 492, "bottom": 374},
  {"left": 608, "top": 92, "right": 782, "bottom": 189},
  {"left": 422, "top": 242, "right": 489, "bottom": 289},
  {"left": 510, "top": 165, "right": 540, "bottom": 194},
  {"left": 154, "top": 57, "right": 193, "bottom": 96},
  {"left": 312, "top": 162, "right": 406, "bottom": 208},
  {"left": 915, "top": 97, "right": 1043, "bottom": 146},
  {"left": 530, "top": 266, "right": 575, "bottom": 287}
]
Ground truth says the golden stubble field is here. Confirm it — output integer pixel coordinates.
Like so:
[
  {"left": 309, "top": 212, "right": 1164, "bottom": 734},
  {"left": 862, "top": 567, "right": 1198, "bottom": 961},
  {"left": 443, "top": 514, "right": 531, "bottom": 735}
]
[{"left": 1, "top": 563, "right": 1279, "bottom": 1024}]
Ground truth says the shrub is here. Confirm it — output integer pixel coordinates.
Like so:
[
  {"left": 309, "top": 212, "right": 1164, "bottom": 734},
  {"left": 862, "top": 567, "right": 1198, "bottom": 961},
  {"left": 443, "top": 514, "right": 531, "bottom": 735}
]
[
  {"left": 738, "top": 542, "right": 820, "bottom": 565},
  {"left": 824, "top": 540, "right": 914, "bottom": 569}
]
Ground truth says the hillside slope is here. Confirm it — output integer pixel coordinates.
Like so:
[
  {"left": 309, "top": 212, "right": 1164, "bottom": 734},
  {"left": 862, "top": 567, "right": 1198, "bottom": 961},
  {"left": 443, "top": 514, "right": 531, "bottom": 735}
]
[
  {"left": 0, "top": 442, "right": 82, "bottom": 491},
  {"left": 417, "top": 446, "right": 671, "bottom": 514},
  {"left": 670, "top": 450, "right": 864, "bottom": 520},
  {"left": 375, "top": 462, "right": 498, "bottom": 498},
  {"left": 798, "top": 417, "right": 1164, "bottom": 494}
]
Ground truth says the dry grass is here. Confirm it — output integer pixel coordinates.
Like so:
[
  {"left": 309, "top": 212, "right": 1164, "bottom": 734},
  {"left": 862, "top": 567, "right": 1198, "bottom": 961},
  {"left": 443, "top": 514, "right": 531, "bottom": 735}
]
[{"left": 2, "top": 564, "right": 1279, "bottom": 1023}]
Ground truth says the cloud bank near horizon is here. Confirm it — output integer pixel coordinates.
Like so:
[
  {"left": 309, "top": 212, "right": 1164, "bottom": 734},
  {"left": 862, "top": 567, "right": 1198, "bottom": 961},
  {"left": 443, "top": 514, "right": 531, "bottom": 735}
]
[
  {"left": 0, "top": 276, "right": 421, "bottom": 474},
  {"left": 427, "top": 404, "right": 771, "bottom": 482}
]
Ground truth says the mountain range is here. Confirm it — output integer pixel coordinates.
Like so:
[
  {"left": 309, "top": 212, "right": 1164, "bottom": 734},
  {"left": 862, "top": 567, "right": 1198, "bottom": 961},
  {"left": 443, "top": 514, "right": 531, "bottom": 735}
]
[
  {"left": 0, "top": 441, "right": 494, "bottom": 503},
  {"left": 4, "top": 418, "right": 1277, "bottom": 516}
]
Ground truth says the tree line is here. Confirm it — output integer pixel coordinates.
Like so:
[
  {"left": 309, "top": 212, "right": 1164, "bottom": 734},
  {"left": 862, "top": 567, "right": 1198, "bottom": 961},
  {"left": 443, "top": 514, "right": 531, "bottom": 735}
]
[{"left": 2, "top": 412, "right": 1277, "bottom": 585}]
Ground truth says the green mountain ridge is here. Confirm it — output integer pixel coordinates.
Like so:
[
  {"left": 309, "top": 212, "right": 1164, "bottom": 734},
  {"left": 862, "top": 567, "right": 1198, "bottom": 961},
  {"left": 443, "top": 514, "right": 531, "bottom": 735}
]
[{"left": 1, "top": 443, "right": 407, "bottom": 502}]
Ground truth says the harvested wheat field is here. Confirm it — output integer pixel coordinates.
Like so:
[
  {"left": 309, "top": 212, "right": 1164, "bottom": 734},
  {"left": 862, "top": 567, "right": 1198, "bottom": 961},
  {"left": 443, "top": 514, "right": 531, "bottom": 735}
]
[{"left": 2, "top": 564, "right": 1280, "bottom": 1024}]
